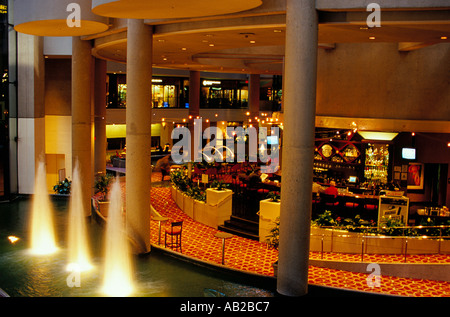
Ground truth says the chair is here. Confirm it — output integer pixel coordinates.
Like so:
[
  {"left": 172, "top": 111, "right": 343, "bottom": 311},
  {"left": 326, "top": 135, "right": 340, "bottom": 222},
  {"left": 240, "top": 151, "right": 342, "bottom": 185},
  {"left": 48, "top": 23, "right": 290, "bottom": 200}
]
[
  {"left": 319, "top": 193, "right": 340, "bottom": 215},
  {"left": 165, "top": 221, "right": 183, "bottom": 252}
]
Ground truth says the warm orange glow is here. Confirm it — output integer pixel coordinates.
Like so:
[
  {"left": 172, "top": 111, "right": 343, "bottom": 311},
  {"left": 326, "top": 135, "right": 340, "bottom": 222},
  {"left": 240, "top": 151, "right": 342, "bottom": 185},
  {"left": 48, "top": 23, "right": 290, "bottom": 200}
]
[
  {"left": 8, "top": 236, "right": 20, "bottom": 244},
  {"left": 30, "top": 162, "right": 58, "bottom": 256}
]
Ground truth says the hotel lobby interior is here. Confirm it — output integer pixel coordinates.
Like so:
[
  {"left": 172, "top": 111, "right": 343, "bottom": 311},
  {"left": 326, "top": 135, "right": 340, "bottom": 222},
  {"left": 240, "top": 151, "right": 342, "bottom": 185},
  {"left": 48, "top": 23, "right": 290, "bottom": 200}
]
[{"left": 0, "top": 0, "right": 449, "bottom": 300}]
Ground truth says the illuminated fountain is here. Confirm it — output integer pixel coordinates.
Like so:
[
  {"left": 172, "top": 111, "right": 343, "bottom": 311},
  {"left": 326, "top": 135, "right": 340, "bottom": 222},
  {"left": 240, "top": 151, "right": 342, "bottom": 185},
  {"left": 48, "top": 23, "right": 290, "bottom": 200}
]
[
  {"left": 101, "top": 178, "right": 134, "bottom": 296},
  {"left": 29, "top": 161, "right": 58, "bottom": 255},
  {"left": 67, "top": 163, "right": 93, "bottom": 272}
]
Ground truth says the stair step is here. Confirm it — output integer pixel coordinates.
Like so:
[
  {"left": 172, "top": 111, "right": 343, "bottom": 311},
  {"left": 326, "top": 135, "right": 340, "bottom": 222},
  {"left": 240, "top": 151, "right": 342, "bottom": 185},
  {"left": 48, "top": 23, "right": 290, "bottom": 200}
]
[
  {"left": 224, "top": 219, "right": 258, "bottom": 235},
  {"left": 218, "top": 225, "right": 260, "bottom": 241},
  {"left": 218, "top": 216, "right": 260, "bottom": 241}
]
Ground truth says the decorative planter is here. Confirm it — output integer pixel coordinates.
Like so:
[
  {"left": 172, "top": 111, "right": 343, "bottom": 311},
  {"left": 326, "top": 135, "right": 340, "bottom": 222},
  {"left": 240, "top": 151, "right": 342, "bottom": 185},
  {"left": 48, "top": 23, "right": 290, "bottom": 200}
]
[
  {"left": 206, "top": 189, "right": 233, "bottom": 227},
  {"left": 171, "top": 186, "right": 177, "bottom": 201},
  {"left": 176, "top": 188, "right": 184, "bottom": 210},
  {"left": 309, "top": 226, "right": 450, "bottom": 255},
  {"left": 98, "top": 201, "right": 110, "bottom": 218},
  {"left": 183, "top": 194, "right": 194, "bottom": 218},
  {"left": 171, "top": 186, "right": 233, "bottom": 229},
  {"left": 259, "top": 199, "right": 280, "bottom": 243}
]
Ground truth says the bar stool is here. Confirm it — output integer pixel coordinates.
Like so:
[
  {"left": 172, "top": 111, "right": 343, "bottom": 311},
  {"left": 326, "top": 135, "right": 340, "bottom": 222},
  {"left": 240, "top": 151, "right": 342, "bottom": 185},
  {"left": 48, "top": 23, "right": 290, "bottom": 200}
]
[
  {"left": 165, "top": 221, "right": 183, "bottom": 252},
  {"left": 215, "top": 232, "right": 233, "bottom": 265},
  {"left": 152, "top": 215, "right": 168, "bottom": 245}
]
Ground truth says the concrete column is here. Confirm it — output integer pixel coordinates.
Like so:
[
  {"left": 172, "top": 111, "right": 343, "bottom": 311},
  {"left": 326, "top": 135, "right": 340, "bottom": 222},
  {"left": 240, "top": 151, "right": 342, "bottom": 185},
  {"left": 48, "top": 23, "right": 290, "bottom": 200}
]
[
  {"left": 94, "top": 58, "right": 107, "bottom": 177},
  {"left": 72, "top": 37, "right": 93, "bottom": 217},
  {"left": 248, "top": 73, "right": 260, "bottom": 119},
  {"left": 126, "top": 19, "right": 153, "bottom": 254},
  {"left": 17, "top": 33, "right": 45, "bottom": 194},
  {"left": 277, "top": 0, "right": 318, "bottom": 297},
  {"left": 189, "top": 70, "right": 200, "bottom": 166}
]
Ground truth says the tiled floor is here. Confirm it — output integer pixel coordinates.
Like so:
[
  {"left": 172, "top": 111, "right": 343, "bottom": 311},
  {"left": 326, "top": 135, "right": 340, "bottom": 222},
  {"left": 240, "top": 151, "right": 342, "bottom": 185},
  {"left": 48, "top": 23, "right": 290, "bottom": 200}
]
[{"left": 102, "top": 172, "right": 450, "bottom": 297}]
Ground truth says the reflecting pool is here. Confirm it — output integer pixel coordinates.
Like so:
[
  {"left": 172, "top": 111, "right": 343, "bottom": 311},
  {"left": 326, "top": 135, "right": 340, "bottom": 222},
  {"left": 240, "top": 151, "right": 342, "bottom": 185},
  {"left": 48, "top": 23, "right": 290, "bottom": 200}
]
[{"left": 0, "top": 197, "right": 275, "bottom": 297}]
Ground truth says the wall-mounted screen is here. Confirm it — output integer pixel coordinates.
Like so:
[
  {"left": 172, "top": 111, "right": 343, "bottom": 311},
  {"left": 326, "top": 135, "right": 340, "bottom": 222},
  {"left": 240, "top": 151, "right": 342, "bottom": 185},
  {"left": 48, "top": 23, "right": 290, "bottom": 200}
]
[{"left": 402, "top": 148, "right": 416, "bottom": 160}]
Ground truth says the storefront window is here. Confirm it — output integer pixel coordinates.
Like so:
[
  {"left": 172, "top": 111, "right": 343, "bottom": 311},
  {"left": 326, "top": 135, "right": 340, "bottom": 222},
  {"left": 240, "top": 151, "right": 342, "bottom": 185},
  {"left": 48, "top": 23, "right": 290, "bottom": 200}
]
[
  {"left": 118, "top": 84, "right": 127, "bottom": 108},
  {"left": 201, "top": 80, "right": 248, "bottom": 109}
]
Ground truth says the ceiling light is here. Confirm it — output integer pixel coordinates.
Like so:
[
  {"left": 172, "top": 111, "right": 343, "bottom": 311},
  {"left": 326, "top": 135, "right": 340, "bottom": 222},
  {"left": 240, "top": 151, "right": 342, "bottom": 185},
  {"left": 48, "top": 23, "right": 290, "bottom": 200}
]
[
  {"left": 369, "top": 36, "right": 376, "bottom": 40},
  {"left": 250, "top": 40, "right": 256, "bottom": 44},
  {"left": 273, "top": 29, "right": 282, "bottom": 33},
  {"left": 209, "top": 43, "right": 215, "bottom": 47},
  {"left": 181, "top": 47, "right": 187, "bottom": 51},
  {"left": 358, "top": 131, "right": 399, "bottom": 141},
  {"left": 441, "top": 36, "right": 448, "bottom": 40}
]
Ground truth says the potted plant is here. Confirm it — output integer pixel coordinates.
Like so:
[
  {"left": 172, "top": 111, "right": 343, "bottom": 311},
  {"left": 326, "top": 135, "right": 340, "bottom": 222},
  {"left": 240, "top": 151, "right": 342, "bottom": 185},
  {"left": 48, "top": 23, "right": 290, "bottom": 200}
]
[
  {"left": 266, "top": 191, "right": 280, "bottom": 202},
  {"left": 53, "top": 178, "right": 71, "bottom": 195},
  {"left": 94, "top": 174, "right": 113, "bottom": 201},
  {"left": 265, "top": 217, "right": 280, "bottom": 276},
  {"left": 210, "top": 180, "right": 229, "bottom": 191},
  {"left": 94, "top": 174, "right": 113, "bottom": 217},
  {"left": 259, "top": 191, "right": 281, "bottom": 242}
]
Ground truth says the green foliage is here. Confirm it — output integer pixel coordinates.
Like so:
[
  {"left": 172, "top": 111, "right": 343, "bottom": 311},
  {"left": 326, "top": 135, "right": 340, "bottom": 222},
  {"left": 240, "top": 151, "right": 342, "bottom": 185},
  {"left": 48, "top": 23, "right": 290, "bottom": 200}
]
[
  {"left": 312, "top": 211, "right": 449, "bottom": 237},
  {"left": 171, "top": 169, "right": 206, "bottom": 201},
  {"left": 53, "top": 178, "right": 71, "bottom": 195},
  {"left": 266, "top": 217, "right": 280, "bottom": 250},
  {"left": 312, "top": 210, "right": 339, "bottom": 227},
  {"left": 170, "top": 169, "right": 192, "bottom": 191},
  {"left": 266, "top": 191, "right": 280, "bottom": 202},
  {"left": 211, "top": 180, "right": 229, "bottom": 191},
  {"left": 94, "top": 174, "right": 113, "bottom": 200},
  {"left": 186, "top": 186, "right": 206, "bottom": 202}
]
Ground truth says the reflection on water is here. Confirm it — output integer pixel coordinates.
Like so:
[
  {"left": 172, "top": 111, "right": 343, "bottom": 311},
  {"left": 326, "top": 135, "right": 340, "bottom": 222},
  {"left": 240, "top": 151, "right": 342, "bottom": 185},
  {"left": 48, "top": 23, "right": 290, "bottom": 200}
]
[{"left": 0, "top": 197, "right": 275, "bottom": 297}]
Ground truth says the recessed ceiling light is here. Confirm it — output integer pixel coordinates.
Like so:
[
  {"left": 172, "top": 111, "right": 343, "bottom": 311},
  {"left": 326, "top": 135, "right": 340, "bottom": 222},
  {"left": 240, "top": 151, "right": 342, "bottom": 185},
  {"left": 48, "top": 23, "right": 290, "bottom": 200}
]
[
  {"left": 273, "top": 29, "right": 282, "bottom": 33},
  {"left": 250, "top": 40, "right": 256, "bottom": 44},
  {"left": 209, "top": 43, "right": 215, "bottom": 47},
  {"left": 369, "top": 36, "right": 376, "bottom": 40},
  {"left": 181, "top": 47, "right": 187, "bottom": 51},
  {"left": 441, "top": 36, "right": 448, "bottom": 40}
]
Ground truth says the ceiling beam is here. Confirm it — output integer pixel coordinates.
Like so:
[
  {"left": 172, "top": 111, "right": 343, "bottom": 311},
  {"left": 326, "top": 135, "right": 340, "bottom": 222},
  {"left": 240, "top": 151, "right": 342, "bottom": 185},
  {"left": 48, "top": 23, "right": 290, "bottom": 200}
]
[{"left": 398, "top": 42, "right": 435, "bottom": 51}]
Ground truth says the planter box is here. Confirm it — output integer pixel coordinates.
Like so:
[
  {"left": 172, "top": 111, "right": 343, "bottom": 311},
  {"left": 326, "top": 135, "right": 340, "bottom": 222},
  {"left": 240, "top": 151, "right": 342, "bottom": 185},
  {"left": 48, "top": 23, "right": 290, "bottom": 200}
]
[
  {"left": 310, "top": 227, "right": 450, "bottom": 255},
  {"left": 176, "top": 189, "right": 184, "bottom": 210},
  {"left": 183, "top": 194, "right": 194, "bottom": 219},
  {"left": 206, "top": 188, "right": 232, "bottom": 205},
  {"left": 206, "top": 189, "right": 233, "bottom": 227},
  {"left": 259, "top": 199, "right": 280, "bottom": 243},
  {"left": 171, "top": 186, "right": 177, "bottom": 201},
  {"left": 171, "top": 187, "right": 233, "bottom": 229},
  {"left": 98, "top": 201, "right": 110, "bottom": 218}
]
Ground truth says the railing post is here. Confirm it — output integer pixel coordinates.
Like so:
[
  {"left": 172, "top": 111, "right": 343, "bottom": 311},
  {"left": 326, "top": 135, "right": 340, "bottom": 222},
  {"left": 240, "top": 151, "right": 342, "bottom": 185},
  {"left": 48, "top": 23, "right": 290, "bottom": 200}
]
[
  {"left": 404, "top": 238, "right": 408, "bottom": 263},
  {"left": 321, "top": 234, "right": 324, "bottom": 259},
  {"left": 361, "top": 237, "right": 365, "bottom": 262}
]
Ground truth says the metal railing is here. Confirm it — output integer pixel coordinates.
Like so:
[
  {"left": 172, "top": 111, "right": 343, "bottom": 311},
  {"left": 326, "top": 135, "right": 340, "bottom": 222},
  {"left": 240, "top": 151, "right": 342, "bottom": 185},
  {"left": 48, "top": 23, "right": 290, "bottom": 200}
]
[{"left": 311, "top": 225, "right": 450, "bottom": 263}]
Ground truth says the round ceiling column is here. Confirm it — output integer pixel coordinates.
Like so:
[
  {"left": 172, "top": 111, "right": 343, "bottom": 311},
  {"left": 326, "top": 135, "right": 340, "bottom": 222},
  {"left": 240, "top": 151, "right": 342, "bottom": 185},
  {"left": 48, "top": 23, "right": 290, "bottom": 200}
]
[
  {"left": 92, "top": 0, "right": 262, "bottom": 19},
  {"left": 14, "top": 0, "right": 109, "bottom": 37}
]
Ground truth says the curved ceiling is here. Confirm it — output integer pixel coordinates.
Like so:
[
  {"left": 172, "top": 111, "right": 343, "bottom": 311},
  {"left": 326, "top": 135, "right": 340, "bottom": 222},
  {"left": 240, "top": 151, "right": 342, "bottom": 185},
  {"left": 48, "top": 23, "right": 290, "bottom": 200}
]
[
  {"left": 92, "top": 13, "right": 450, "bottom": 75},
  {"left": 92, "top": 0, "right": 262, "bottom": 19},
  {"left": 14, "top": 0, "right": 109, "bottom": 37},
  {"left": 15, "top": 20, "right": 109, "bottom": 37}
]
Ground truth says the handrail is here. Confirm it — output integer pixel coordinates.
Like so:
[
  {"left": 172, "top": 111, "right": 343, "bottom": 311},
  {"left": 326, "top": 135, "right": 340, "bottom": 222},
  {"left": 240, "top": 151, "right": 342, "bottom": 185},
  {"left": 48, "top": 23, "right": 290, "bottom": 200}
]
[{"left": 310, "top": 225, "right": 450, "bottom": 262}]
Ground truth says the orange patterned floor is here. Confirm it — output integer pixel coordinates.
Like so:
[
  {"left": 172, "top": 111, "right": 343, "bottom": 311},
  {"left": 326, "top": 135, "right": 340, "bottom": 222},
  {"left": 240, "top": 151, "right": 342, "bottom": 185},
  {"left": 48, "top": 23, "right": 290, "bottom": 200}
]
[{"left": 111, "top": 172, "right": 450, "bottom": 297}]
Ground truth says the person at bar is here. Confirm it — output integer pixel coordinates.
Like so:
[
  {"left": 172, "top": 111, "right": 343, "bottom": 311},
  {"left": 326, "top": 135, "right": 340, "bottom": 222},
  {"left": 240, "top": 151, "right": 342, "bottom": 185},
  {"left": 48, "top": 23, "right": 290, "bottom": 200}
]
[
  {"left": 324, "top": 180, "right": 338, "bottom": 197},
  {"left": 312, "top": 179, "right": 324, "bottom": 194}
]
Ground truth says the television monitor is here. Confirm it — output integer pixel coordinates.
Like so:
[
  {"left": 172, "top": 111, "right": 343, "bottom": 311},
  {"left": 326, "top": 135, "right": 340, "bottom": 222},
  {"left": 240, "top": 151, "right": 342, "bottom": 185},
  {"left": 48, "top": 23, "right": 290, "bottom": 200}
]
[
  {"left": 348, "top": 176, "right": 357, "bottom": 183},
  {"left": 267, "top": 136, "right": 278, "bottom": 145},
  {"left": 402, "top": 148, "right": 416, "bottom": 160}
]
